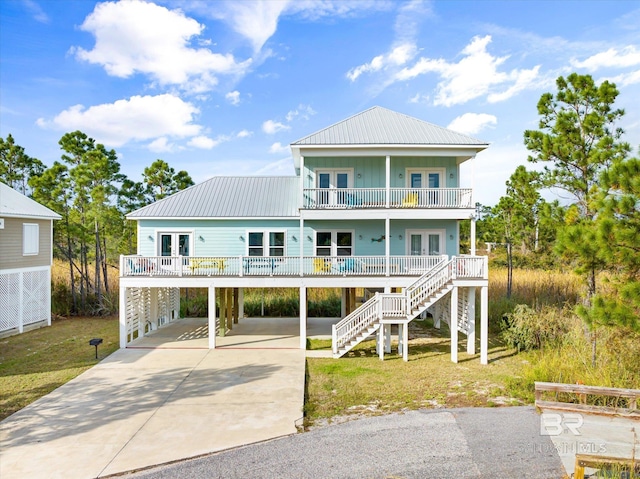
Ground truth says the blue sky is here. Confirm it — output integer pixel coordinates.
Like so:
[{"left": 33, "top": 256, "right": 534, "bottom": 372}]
[{"left": 1, "top": 0, "right": 639, "bottom": 206}]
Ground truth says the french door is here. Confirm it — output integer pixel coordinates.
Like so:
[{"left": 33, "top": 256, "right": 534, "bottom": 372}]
[
  {"left": 158, "top": 232, "right": 191, "bottom": 269},
  {"left": 407, "top": 230, "right": 444, "bottom": 256},
  {"left": 407, "top": 169, "right": 444, "bottom": 206},
  {"left": 317, "top": 170, "right": 352, "bottom": 206}
]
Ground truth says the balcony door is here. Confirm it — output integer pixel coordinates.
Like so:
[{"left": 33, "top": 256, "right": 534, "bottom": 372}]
[
  {"left": 406, "top": 230, "right": 444, "bottom": 256},
  {"left": 316, "top": 169, "right": 352, "bottom": 206}
]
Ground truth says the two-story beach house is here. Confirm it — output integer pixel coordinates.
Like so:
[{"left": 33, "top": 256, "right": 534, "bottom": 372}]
[{"left": 120, "top": 106, "right": 490, "bottom": 363}]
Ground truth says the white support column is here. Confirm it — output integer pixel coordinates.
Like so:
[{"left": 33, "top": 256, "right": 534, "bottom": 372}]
[
  {"left": 470, "top": 217, "right": 477, "bottom": 256},
  {"left": 208, "top": 285, "right": 216, "bottom": 349},
  {"left": 378, "top": 325, "right": 384, "bottom": 360},
  {"left": 238, "top": 288, "right": 244, "bottom": 319},
  {"left": 385, "top": 155, "right": 390, "bottom": 208},
  {"left": 119, "top": 285, "right": 127, "bottom": 348},
  {"left": 450, "top": 286, "right": 458, "bottom": 363},
  {"left": 385, "top": 324, "right": 391, "bottom": 353},
  {"left": 402, "top": 322, "right": 409, "bottom": 361},
  {"left": 397, "top": 323, "right": 403, "bottom": 355},
  {"left": 146, "top": 287, "right": 158, "bottom": 336},
  {"left": 467, "top": 287, "right": 476, "bottom": 355},
  {"left": 480, "top": 285, "right": 488, "bottom": 365},
  {"left": 46, "top": 267, "right": 52, "bottom": 326},
  {"left": 18, "top": 272, "right": 23, "bottom": 333},
  {"left": 434, "top": 303, "right": 441, "bottom": 329},
  {"left": 299, "top": 287, "right": 307, "bottom": 350},
  {"left": 385, "top": 216, "right": 390, "bottom": 276},
  {"left": 299, "top": 217, "right": 304, "bottom": 276}
]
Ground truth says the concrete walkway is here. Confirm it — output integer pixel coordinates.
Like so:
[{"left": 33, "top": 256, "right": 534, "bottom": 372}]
[{"left": 0, "top": 318, "right": 306, "bottom": 479}]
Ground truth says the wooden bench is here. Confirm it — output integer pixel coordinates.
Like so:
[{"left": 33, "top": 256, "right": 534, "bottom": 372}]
[
  {"left": 535, "top": 382, "right": 640, "bottom": 418},
  {"left": 188, "top": 258, "right": 227, "bottom": 275},
  {"left": 574, "top": 453, "right": 639, "bottom": 479}
]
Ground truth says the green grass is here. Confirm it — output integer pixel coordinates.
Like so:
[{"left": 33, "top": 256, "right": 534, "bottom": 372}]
[
  {"left": 0, "top": 316, "right": 119, "bottom": 420},
  {"left": 304, "top": 318, "right": 528, "bottom": 425}
]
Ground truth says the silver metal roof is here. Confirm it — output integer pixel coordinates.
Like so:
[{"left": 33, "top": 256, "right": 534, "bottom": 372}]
[
  {"left": 291, "top": 106, "right": 488, "bottom": 146},
  {"left": 0, "top": 182, "right": 61, "bottom": 220},
  {"left": 127, "top": 176, "right": 300, "bottom": 219}
]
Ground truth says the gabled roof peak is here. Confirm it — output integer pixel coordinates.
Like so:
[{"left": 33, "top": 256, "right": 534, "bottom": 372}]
[{"left": 291, "top": 106, "right": 487, "bottom": 147}]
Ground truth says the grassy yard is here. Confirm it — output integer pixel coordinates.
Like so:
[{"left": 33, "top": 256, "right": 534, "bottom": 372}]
[
  {"left": 0, "top": 316, "right": 119, "bottom": 420},
  {"left": 304, "top": 318, "right": 528, "bottom": 426}
]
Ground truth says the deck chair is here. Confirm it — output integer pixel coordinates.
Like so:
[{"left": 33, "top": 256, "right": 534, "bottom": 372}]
[
  {"left": 313, "top": 258, "right": 331, "bottom": 273},
  {"left": 338, "top": 257, "right": 359, "bottom": 274},
  {"left": 401, "top": 192, "right": 419, "bottom": 207}
]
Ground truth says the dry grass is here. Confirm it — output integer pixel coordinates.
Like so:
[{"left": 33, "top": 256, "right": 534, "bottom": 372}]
[
  {"left": 0, "top": 316, "right": 119, "bottom": 420},
  {"left": 305, "top": 318, "right": 525, "bottom": 425}
]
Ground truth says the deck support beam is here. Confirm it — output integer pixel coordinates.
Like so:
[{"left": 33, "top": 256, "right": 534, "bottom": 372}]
[
  {"left": 218, "top": 288, "right": 226, "bottom": 337},
  {"left": 299, "top": 287, "right": 307, "bottom": 350},
  {"left": 377, "top": 325, "right": 384, "bottom": 360},
  {"left": 402, "top": 322, "right": 409, "bottom": 361},
  {"left": 225, "top": 288, "right": 233, "bottom": 331},
  {"left": 341, "top": 288, "right": 347, "bottom": 317},
  {"left": 480, "top": 285, "right": 488, "bottom": 365},
  {"left": 384, "top": 324, "right": 391, "bottom": 353},
  {"left": 119, "top": 285, "right": 127, "bottom": 348},
  {"left": 467, "top": 287, "right": 476, "bottom": 355},
  {"left": 238, "top": 288, "right": 244, "bottom": 319},
  {"left": 233, "top": 288, "right": 239, "bottom": 324},
  {"left": 208, "top": 285, "right": 216, "bottom": 348},
  {"left": 450, "top": 286, "right": 458, "bottom": 363}
]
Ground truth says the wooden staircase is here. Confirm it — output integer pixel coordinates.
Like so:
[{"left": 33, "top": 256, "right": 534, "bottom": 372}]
[{"left": 332, "top": 256, "right": 486, "bottom": 358}]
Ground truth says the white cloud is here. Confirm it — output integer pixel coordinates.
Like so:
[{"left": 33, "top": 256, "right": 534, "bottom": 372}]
[
  {"left": 347, "top": 43, "right": 417, "bottom": 81},
  {"left": 237, "top": 129, "right": 253, "bottom": 138},
  {"left": 572, "top": 46, "right": 640, "bottom": 71},
  {"left": 148, "top": 137, "right": 176, "bottom": 153},
  {"left": 225, "top": 90, "right": 241, "bottom": 105},
  {"left": 409, "top": 93, "right": 429, "bottom": 104},
  {"left": 487, "top": 65, "right": 541, "bottom": 103},
  {"left": 219, "top": 0, "right": 289, "bottom": 53},
  {"left": 285, "top": 104, "right": 316, "bottom": 121},
  {"left": 188, "top": 135, "right": 220, "bottom": 149},
  {"left": 269, "top": 141, "right": 289, "bottom": 154},
  {"left": 72, "top": 0, "right": 251, "bottom": 92},
  {"left": 394, "top": 35, "right": 541, "bottom": 106},
  {"left": 262, "top": 119, "right": 290, "bottom": 134},
  {"left": 447, "top": 113, "right": 497, "bottom": 136},
  {"left": 36, "top": 94, "right": 201, "bottom": 147},
  {"left": 605, "top": 69, "right": 640, "bottom": 87}
]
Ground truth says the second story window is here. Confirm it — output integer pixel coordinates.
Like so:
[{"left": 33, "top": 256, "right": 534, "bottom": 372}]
[{"left": 315, "top": 231, "right": 353, "bottom": 257}]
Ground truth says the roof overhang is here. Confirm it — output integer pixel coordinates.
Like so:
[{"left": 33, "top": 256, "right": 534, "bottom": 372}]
[
  {"left": 291, "top": 143, "right": 489, "bottom": 170},
  {"left": 0, "top": 213, "right": 61, "bottom": 220},
  {"left": 127, "top": 215, "right": 300, "bottom": 221}
]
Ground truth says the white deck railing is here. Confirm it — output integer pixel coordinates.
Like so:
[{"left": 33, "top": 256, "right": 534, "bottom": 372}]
[
  {"left": 120, "top": 255, "right": 459, "bottom": 278},
  {"left": 303, "top": 187, "right": 473, "bottom": 209}
]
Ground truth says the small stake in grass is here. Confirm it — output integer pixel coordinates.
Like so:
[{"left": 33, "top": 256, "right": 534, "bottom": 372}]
[{"left": 89, "top": 338, "right": 103, "bottom": 359}]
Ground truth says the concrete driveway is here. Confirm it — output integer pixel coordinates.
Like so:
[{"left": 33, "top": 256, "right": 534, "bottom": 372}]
[{"left": 0, "top": 318, "right": 306, "bottom": 479}]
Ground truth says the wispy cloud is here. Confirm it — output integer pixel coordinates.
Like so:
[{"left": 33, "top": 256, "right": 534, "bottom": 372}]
[
  {"left": 225, "top": 90, "right": 241, "bottom": 105},
  {"left": 571, "top": 46, "right": 640, "bottom": 71},
  {"left": 269, "top": 141, "right": 289, "bottom": 154},
  {"left": 262, "top": 119, "right": 290, "bottom": 134},
  {"left": 22, "top": 0, "right": 49, "bottom": 23}
]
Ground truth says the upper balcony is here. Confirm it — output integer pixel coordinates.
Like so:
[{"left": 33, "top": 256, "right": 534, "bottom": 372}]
[{"left": 302, "top": 187, "right": 473, "bottom": 210}]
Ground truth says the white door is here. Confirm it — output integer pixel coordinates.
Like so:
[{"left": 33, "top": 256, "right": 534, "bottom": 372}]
[
  {"left": 317, "top": 170, "right": 351, "bottom": 206},
  {"left": 407, "top": 169, "right": 444, "bottom": 206},
  {"left": 158, "top": 233, "right": 191, "bottom": 268},
  {"left": 407, "top": 230, "right": 444, "bottom": 256}
]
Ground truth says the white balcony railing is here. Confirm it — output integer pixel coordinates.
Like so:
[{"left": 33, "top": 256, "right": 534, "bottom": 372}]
[
  {"left": 302, "top": 188, "right": 473, "bottom": 209},
  {"left": 120, "top": 254, "right": 479, "bottom": 278}
]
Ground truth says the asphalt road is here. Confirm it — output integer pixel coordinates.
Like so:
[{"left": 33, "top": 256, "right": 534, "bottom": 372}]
[{"left": 119, "top": 407, "right": 565, "bottom": 479}]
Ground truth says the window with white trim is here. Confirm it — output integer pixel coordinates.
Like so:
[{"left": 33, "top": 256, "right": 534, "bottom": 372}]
[
  {"left": 248, "top": 231, "right": 285, "bottom": 257},
  {"left": 315, "top": 231, "right": 353, "bottom": 257},
  {"left": 23, "top": 223, "right": 39, "bottom": 256}
]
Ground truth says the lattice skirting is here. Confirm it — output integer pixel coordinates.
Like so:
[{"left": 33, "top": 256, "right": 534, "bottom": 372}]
[
  {"left": 124, "top": 286, "right": 180, "bottom": 344},
  {"left": 0, "top": 267, "right": 51, "bottom": 334}
]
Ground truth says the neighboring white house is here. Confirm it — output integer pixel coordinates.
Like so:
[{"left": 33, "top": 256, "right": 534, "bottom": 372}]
[
  {"left": 0, "top": 182, "right": 61, "bottom": 336},
  {"left": 120, "top": 107, "right": 490, "bottom": 363}
]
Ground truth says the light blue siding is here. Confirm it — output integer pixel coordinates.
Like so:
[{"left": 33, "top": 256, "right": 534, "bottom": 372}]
[{"left": 304, "top": 156, "right": 459, "bottom": 188}]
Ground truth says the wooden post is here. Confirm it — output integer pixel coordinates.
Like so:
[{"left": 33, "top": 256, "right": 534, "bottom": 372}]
[
  {"left": 402, "top": 321, "right": 409, "bottom": 361},
  {"left": 345, "top": 288, "right": 351, "bottom": 315},
  {"left": 341, "top": 288, "right": 347, "bottom": 317},
  {"left": 233, "top": 288, "right": 239, "bottom": 324},
  {"left": 226, "top": 287, "right": 233, "bottom": 331},
  {"left": 349, "top": 288, "right": 356, "bottom": 313},
  {"left": 238, "top": 288, "right": 244, "bottom": 319},
  {"left": 385, "top": 324, "right": 391, "bottom": 353},
  {"left": 218, "top": 288, "right": 226, "bottom": 337},
  {"left": 208, "top": 286, "right": 216, "bottom": 349}
]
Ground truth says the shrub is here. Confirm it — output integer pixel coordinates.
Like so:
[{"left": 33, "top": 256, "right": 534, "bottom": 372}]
[{"left": 501, "top": 304, "right": 569, "bottom": 352}]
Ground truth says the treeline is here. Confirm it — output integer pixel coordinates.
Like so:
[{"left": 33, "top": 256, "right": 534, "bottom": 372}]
[
  {"left": 0, "top": 131, "right": 193, "bottom": 315},
  {"left": 475, "top": 73, "right": 639, "bottom": 357}
]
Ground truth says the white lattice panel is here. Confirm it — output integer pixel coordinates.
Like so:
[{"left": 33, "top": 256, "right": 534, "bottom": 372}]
[
  {"left": 0, "top": 272, "right": 20, "bottom": 332},
  {"left": 457, "top": 287, "right": 470, "bottom": 334},
  {"left": 22, "top": 269, "right": 48, "bottom": 325}
]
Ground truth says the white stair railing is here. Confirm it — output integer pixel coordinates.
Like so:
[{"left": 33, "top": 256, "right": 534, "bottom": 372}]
[{"left": 332, "top": 295, "right": 380, "bottom": 355}]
